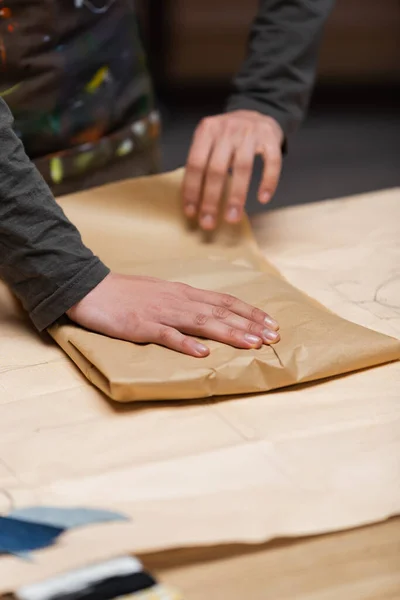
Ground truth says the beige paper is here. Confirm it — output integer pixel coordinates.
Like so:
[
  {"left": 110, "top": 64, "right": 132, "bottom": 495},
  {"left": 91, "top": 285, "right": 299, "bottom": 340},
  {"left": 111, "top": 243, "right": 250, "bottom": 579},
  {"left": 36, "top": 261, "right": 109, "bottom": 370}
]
[
  {"left": 48, "top": 171, "right": 400, "bottom": 401},
  {"left": 0, "top": 186, "right": 399, "bottom": 592}
]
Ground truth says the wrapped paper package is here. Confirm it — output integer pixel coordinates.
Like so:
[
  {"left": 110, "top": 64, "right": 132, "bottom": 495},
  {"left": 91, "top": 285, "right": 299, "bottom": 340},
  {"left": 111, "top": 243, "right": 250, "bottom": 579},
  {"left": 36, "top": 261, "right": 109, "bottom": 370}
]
[{"left": 49, "top": 170, "right": 400, "bottom": 401}]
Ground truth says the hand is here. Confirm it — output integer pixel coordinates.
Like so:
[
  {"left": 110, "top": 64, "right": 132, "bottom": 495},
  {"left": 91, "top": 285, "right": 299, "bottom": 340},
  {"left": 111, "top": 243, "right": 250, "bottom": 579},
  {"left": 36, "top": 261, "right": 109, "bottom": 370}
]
[
  {"left": 67, "top": 273, "right": 280, "bottom": 358},
  {"left": 182, "top": 110, "right": 284, "bottom": 230}
]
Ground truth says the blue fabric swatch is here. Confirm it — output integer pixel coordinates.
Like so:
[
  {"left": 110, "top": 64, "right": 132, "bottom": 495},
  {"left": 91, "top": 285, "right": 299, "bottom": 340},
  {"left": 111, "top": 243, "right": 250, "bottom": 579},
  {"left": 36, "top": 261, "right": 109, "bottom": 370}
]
[
  {"left": 0, "top": 516, "right": 64, "bottom": 555},
  {"left": 10, "top": 506, "right": 128, "bottom": 530}
]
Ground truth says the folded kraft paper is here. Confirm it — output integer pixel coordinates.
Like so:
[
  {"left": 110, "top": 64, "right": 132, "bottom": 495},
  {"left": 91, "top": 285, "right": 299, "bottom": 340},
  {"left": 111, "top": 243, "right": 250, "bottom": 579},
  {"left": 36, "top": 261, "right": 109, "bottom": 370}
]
[{"left": 49, "top": 170, "right": 400, "bottom": 401}]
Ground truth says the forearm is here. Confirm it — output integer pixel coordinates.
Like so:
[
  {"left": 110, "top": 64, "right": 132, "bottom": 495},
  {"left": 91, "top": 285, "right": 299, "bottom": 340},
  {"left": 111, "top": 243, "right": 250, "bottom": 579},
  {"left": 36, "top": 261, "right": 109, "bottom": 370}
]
[
  {"left": 0, "top": 99, "right": 109, "bottom": 331},
  {"left": 226, "top": 0, "right": 335, "bottom": 139}
]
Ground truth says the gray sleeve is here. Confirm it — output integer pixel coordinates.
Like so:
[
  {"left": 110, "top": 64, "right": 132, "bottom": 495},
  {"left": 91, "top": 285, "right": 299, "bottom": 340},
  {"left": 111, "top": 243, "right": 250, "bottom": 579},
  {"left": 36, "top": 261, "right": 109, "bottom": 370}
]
[
  {"left": 226, "top": 0, "right": 335, "bottom": 140},
  {"left": 0, "top": 98, "right": 110, "bottom": 331}
]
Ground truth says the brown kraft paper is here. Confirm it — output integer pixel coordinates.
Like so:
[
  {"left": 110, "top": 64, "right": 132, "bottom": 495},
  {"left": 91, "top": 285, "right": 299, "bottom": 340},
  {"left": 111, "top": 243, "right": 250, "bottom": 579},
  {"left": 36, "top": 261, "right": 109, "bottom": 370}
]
[
  {"left": 48, "top": 170, "right": 400, "bottom": 401},
  {"left": 0, "top": 186, "right": 399, "bottom": 592}
]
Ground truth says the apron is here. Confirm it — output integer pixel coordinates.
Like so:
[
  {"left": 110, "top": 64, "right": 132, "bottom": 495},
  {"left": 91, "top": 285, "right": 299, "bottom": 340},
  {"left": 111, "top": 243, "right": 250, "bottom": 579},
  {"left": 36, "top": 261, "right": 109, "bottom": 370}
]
[{"left": 0, "top": 0, "right": 159, "bottom": 190}]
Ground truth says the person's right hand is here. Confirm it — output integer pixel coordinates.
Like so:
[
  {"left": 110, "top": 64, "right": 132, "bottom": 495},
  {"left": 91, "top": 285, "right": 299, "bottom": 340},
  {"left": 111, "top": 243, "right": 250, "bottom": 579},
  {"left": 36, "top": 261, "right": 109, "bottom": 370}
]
[{"left": 66, "top": 273, "right": 280, "bottom": 358}]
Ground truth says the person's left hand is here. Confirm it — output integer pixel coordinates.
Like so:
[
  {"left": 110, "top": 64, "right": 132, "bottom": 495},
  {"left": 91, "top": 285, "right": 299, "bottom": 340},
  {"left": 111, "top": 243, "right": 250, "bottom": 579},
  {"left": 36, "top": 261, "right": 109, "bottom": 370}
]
[{"left": 182, "top": 110, "right": 284, "bottom": 230}]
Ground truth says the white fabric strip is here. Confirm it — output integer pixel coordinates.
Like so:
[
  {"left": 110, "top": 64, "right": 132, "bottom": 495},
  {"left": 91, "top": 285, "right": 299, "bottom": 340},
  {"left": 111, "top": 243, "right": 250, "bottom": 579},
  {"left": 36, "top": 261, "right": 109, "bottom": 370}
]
[{"left": 17, "top": 556, "right": 143, "bottom": 600}]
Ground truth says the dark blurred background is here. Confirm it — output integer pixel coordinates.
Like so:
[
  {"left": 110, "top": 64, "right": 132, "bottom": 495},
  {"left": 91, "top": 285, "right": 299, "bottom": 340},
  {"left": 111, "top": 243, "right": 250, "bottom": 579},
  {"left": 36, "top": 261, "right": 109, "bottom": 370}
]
[{"left": 138, "top": 0, "right": 399, "bottom": 213}]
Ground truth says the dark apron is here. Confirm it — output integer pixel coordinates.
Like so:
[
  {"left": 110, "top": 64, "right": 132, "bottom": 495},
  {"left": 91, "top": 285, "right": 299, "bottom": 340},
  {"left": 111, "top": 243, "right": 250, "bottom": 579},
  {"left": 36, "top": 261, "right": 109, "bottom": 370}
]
[{"left": 0, "top": 0, "right": 159, "bottom": 193}]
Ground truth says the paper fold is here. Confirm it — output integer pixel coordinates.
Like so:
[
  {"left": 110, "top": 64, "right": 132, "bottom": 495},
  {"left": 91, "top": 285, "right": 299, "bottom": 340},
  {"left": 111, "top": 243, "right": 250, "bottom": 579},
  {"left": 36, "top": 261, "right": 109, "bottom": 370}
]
[{"left": 49, "top": 170, "right": 400, "bottom": 401}]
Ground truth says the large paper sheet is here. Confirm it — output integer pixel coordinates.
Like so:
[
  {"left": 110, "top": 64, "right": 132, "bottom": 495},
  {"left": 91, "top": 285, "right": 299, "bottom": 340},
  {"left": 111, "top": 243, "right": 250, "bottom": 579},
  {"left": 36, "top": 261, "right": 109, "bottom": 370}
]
[
  {"left": 48, "top": 171, "right": 399, "bottom": 400},
  {"left": 0, "top": 183, "right": 399, "bottom": 591}
]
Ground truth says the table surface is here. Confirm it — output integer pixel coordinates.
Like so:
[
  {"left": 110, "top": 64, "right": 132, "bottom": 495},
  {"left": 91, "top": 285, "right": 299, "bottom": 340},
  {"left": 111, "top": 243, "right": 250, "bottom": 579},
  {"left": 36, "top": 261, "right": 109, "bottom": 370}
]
[
  {"left": 146, "top": 518, "right": 400, "bottom": 600},
  {"left": 0, "top": 185, "right": 399, "bottom": 595}
]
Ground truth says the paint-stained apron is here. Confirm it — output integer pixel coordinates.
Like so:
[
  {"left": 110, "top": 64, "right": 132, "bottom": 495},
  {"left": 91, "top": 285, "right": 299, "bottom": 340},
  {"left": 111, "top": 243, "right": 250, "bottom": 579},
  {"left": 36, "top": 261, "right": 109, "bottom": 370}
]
[{"left": 0, "top": 0, "right": 160, "bottom": 193}]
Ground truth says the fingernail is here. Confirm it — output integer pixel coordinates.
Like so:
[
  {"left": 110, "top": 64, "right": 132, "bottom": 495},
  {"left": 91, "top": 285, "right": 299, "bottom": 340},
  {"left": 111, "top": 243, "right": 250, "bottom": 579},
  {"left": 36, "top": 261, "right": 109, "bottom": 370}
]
[
  {"left": 260, "top": 191, "right": 271, "bottom": 204},
  {"left": 201, "top": 214, "right": 215, "bottom": 230},
  {"left": 226, "top": 206, "right": 240, "bottom": 223},
  {"left": 264, "top": 316, "right": 279, "bottom": 330},
  {"left": 244, "top": 334, "right": 262, "bottom": 346},
  {"left": 263, "top": 329, "right": 280, "bottom": 343},
  {"left": 185, "top": 204, "right": 197, "bottom": 218},
  {"left": 193, "top": 342, "right": 209, "bottom": 356}
]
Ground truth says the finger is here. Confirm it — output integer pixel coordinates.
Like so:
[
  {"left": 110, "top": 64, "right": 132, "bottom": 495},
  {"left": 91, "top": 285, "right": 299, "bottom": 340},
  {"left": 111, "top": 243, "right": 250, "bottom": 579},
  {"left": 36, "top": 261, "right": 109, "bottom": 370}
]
[
  {"left": 162, "top": 308, "right": 263, "bottom": 349},
  {"left": 182, "top": 120, "right": 215, "bottom": 219},
  {"left": 163, "top": 301, "right": 279, "bottom": 344},
  {"left": 184, "top": 287, "right": 279, "bottom": 331},
  {"left": 258, "top": 141, "right": 282, "bottom": 204},
  {"left": 225, "top": 132, "right": 255, "bottom": 224},
  {"left": 180, "top": 313, "right": 266, "bottom": 349},
  {"left": 199, "top": 134, "right": 236, "bottom": 230},
  {"left": 141, "top": 323, "right": 210, "bottom": 358}
]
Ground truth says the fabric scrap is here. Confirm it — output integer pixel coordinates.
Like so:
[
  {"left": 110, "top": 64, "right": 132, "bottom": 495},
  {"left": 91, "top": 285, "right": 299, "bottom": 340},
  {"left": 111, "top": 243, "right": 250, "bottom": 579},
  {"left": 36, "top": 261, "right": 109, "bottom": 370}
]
[
  {"left": 56, "top": 571, "right": 156, "bottom": 600},
  {"left": 0, "top": 517, "right": 63, "bottom": 555},
  {"left": 17, "top": 557, "right": 142, "bottom": 600},
  {"left": 10, "top": 507, "right": 128, "bottom": 531}
]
